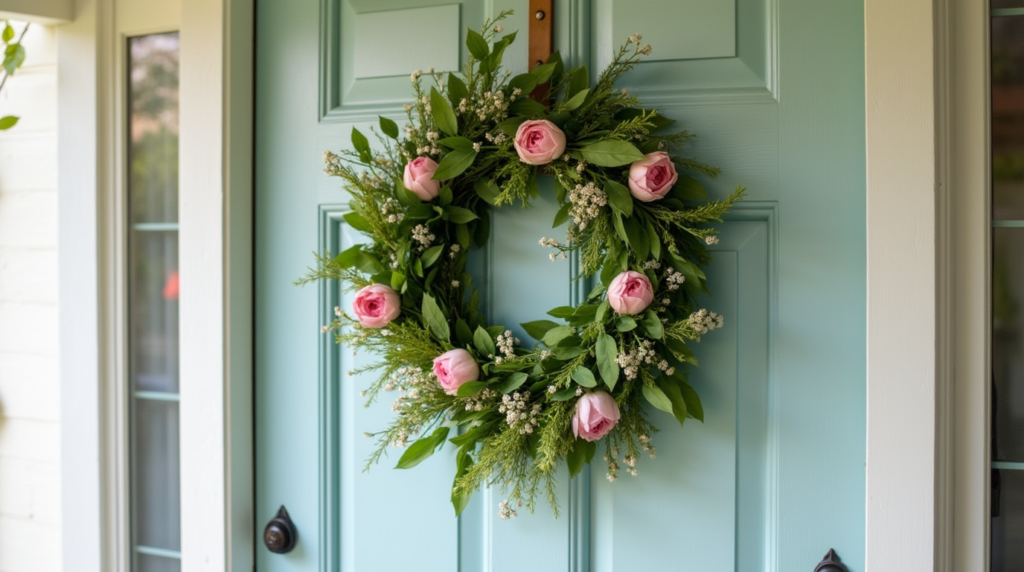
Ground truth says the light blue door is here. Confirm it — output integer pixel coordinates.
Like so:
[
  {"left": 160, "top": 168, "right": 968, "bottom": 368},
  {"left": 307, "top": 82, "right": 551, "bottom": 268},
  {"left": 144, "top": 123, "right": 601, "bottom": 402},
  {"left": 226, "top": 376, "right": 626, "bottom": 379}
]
[{"left": 255, "top": 1, "right": 866, "bottom": 571}]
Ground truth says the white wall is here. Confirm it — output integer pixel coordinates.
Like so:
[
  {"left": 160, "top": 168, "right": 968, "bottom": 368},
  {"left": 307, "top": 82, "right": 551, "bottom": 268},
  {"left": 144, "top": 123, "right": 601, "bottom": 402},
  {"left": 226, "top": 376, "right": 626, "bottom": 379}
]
[{"left": 0, "top": 22, "right": 62, "bottom": 572}]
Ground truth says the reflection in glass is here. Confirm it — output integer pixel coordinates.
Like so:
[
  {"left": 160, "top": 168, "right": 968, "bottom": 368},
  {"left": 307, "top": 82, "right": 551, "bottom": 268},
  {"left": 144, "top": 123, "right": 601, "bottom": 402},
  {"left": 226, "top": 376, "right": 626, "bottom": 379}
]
[
  {"left": 128, "top": 31, "right": 181, "bottom": 567},
  {"left": 994, "top": 229, "right": 1024, "bottom": 462},
  {"left": 993, "top": 469, "right": 1024, "bottom": 572},
  {"left": 993, "top": 16, "right": 1024, "bottom": 219}
]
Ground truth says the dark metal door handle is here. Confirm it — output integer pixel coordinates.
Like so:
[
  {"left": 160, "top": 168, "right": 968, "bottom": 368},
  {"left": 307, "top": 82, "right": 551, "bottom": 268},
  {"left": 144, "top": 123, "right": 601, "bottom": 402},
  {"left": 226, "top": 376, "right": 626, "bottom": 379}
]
[
  {"left": 263, "top": 505, "right": 297, "bottom": 554},
  {"left": 814, "top": 548, "right": 848, "bottom": 572}
]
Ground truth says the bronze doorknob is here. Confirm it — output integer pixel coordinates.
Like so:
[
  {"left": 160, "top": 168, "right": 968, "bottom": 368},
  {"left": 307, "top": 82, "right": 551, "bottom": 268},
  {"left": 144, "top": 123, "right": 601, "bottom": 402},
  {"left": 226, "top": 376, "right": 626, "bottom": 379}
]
[{"left": 263, "top": 505, "right": 297, "bottom": 554}]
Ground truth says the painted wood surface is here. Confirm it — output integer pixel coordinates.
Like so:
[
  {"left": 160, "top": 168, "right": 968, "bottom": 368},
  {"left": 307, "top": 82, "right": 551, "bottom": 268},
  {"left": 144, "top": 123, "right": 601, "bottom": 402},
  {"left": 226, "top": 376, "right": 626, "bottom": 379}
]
[{"left": 255, "top": 1, "right": 866, "bottom": 570}]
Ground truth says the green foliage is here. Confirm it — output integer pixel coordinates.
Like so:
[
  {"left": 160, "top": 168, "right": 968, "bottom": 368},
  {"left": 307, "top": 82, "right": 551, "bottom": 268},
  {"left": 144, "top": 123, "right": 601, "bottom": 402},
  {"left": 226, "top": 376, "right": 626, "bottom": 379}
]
[
  {"left": 0, "top": 21, "right": 29, "bottom": 131},
  {"left": 308, "top": 16, "right": 738, "bottom": 517}
]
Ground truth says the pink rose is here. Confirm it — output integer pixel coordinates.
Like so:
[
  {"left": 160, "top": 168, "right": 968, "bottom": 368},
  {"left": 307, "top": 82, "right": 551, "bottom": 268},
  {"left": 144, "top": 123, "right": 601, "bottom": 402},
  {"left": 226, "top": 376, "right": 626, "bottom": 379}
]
[
  {"left": 627, "top": 151, "right": 678, "bottom": 202},
  {"left": 403, "top": 157, "right": 441, "bottom": 201},
  {"left": 513, "top": 119, "right": 566, "bottom": 165},
  {"left": 352, "top": 284, "right": 401, "bottom": 328},
  {"left": 433, "top": 348, "right": 480, "bottom": 395},
  {"left": 572, "top": 391, "right": 621, "bottom": 442},
  {"left": 608, "top": 270, "right": 654, "bottom": 315}
]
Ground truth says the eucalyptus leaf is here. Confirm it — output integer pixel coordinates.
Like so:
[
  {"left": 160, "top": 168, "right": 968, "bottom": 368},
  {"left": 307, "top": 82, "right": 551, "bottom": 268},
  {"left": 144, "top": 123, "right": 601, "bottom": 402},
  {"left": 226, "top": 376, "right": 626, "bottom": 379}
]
[
  {"left": 422, "top": 294, "right": 451, "bottom": 341},
  {"left": 430, "top": 87, "right": 459, "bottom": 136},
  {"left": 580, "top": 140, "right": 646, "bottom": 167}
]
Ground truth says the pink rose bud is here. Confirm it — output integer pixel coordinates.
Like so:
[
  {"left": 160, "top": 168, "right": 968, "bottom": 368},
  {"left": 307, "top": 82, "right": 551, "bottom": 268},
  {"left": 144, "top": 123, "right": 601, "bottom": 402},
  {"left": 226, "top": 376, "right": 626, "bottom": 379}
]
[
  {"left": 433, "top": 348, "right": 480, "bottom": 395},
  {"left": 607, "top": 270, "right": 654, "bottom": 315},
  {"left": 572, "top": 391, "right": 621, "bottom": 442},
  {"left": 351, "top": 284, "right": 401, "bottom": 328},
  {"left": 627, "top": 151, "right": 678, "bottom": 202},
  {"left": 403, "top": 157, "right": 441, "bottom": 201},
  {"left": 513, "top": 119, "right": 567, "bottom": 165}
]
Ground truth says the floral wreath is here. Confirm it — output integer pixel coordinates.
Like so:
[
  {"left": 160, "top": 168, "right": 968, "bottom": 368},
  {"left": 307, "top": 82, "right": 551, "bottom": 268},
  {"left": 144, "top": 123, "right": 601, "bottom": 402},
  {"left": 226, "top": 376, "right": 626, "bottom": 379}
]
[{"left": 305, "top": 11, "right": 742, "bottom": 519}]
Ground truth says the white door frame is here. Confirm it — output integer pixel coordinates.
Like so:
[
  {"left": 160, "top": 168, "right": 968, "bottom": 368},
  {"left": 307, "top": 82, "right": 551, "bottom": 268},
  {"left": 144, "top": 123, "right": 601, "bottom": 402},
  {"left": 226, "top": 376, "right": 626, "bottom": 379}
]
[{"left": 35, "top": 0, "right": 986, "bottom": 568}]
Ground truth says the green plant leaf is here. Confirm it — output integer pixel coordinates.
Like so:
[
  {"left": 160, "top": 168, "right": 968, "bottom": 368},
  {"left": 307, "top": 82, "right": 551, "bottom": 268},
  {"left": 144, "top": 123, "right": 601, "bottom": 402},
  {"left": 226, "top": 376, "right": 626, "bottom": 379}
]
[
  {"left": 572, "top": 366, "right": 598, "bottom": 388},
  {"left": 438, "top": 136, "right": 475, "bottom": 151},
  {"left": 616, "top": 316, "right": 637, "bottom": 332},
  {"left": 561, "top": 88, "right": 590, "bottom": 111},
  {"left": 438, "top": 185, "right": 453, "bottom": 207},
  {"left": 2, "top": 24, "right": 13, "bottom": 43},
  {"left": 396, "top": 426, "right": 449, "bottom": 469},
  {"left": 422, "top": 294, "right": 451, "bottom": 341},
  {"left": 530, "top": 62, "right": 558, "bottom": 83},
  {"left": 565, "top": 65, "right": 589, "bottom": 100},
  {"left": 645, "top": 219, "right": 661, "bottom": 260},
  {"left": 433, "top": 148, "right": 477, "bottom": 180},
  {"left": 671, "top": 175, "right": 710, "bottom": 201},
  {"left": 604, "top": 180, "right": 633, "bottom": 217},
  {"left": 642, "top": 384, "right": 674, "bottom": 414},
  {"left": 390, "top": 271, "right": 406, "bottom": 292},
  {"left": 521, "top": 319, "right": 561, "bottom": 340},
  {"left": 3, "top": 43, "right": 25, "bottom": 75},
  {"left": 541, "top": 325, "right": 575, "bottom": 347},
  {"left": 551, "top": 386, "right": 577, "bottom": 401},
  {"left": 456, "top": 381, "right": 488, "bottom": 397},
  {"left": 0, "top": 115, "right": 19, "bottom": 130},
  {"left": 679, "top": 380, "right": 704, "bottom": 422},
  {"left": 342, "top": 211, "right": 373, "bottom": 233},
  {"left": 351, "top": 127, "right": 371, "bottom": 162},
  {"left": 452, "top": 446, "right": 475, "bottom": 516},
  {"left": 473, "top": 179, "right": 501, "bottom": 205},
  {"left": 642, "top": 309, "right": 664, "bottom": 339},
  {"left": 547, "top": 306, "right": 575, "bottom": 319},
  {"left": 466, "top": 28, "right": 489, "bottom": 60},
  {"left": 595, "top": 333, "right": 620, "bottom": 390},
  {"left": 497, "top": 116, "right": 526, "bottom": 136},
  {"left": 455, "top": 318, "right": 474, "bottom": 345},
  {"left": 595, "top": 299, "right": 611, "bottom": 323},
  {"left": 447, "top": 73, "right": 469, "bottom": 108},
  {"left": 473, "top": 325, "right": 496, "bottom": 357},
  {"left": 508, "top": 98, "right": 547, "bottom": 118},
  {"left": 499, "top": 372, "right": 529, "bottom": 393},
  {"left": 508, "top": 72, "right": 538, "bottom": 94},
  {"left": 622, "top": 215, "right": 650, "bottom": 260},
  {"left": 659, "top": 379, "right": 688, "bottom": 426},
  {"left": 446, "top": 205, "right": 479, "bottom": 224},
  {"left": 421, "top": 245, "right": 443, "bottom": 268},
  {"left": 379, "top": 115, "right": 399, "bottom": 139},
  {"left": 430, "top": 87, "right": 459, "bottom": 136},
  {"left": 395, "top": 180, "right": 421, "bottom": 207},
  {"left": 552, "top": 202, "right": 571, "bottom": 228},
  {"left": 580, "top": 140, "right": 646, "bottom": 167},
  {"left": 333, "top": 244, "right": 362, "bottom": 269},
  {"left": 567, "top": 440, "right": 595, "bottom": 478}
]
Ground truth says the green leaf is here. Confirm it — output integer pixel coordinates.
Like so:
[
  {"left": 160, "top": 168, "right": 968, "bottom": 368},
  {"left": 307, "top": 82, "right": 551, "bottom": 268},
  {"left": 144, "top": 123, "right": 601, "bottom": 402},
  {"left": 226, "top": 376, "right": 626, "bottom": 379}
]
[
  {"left": 446, "top": 205, "right": 479, "bottom": 224},
  {"left": 466, "top": 28, "right": 489, "bottom": 60},
  {"left": 508, "top": 72, "right": 538, "bottom": 94},
  {"left": 455, "top": 318, "right": 474, "bottom": 346},
  {"left": 438, "top": 184, "right": 453, "bottom": 207},
  {"left": 473, "top": 179, "right": 501, "bottom": 205},
  {"left": 351, "top": 127, "right": 371, "bottom": 162},
  {"left": 521, "top": 319, "right": 561, "bottom": 340},
  {"left": 642, "top": 384, "right": 674, "bottom": 414},
  {"left": 422, "top": 294, "right": 451, "bottom": 341},
  {"left": 473, "top": 325, "right": 496, "bottom": 357},
  {"left": 679, "top": 380, "right": 705, "bottom": 422},
  {"left": 390, "top": 271, "right": 406, "bottom": 291},
  {"left": 565, "top": 65, "right": 589, "bottom": 100},
  {"left": 430, "top": 87, "right": 459, "bottom": 136},
  {"left": 396, "top": 427, "right": 450, "bottom": 469},
  {"left": 3, "top": 43, "right": 24, "bottom": 75},
  {"left": 342, "top": 211, "right": 373, "bottom": 233},
  {"left": 355, "top": 252, "right": 385, "bottom": 275},
  {"left": 395, "top": 180, "right": 422, "bottom": 207},
  {"left": 438, "top": 136, "right": 475, "bottom": 151},
  {"left": 455, "top": 221, "right": 471, "bottom": 248},
  {"left": 499, "top": 372, "right": 529, "bottom": 393},
  {"left": 551, "top": 386, "right": 577, "bottom": 401},
  {"left": 547, "top": 306, "right": 576, "bottom": 319},
  {"left": 456, "top": 381, "right": 488, "bottom": 397},
  {"left": 645, "top": 219, "right": 661, "bottom": 260},
  {"left": 595, "top": 334, "right": 620, "bottom": 390},
  {"left": 642, "top": 309, "right": 665, "bottom": 339},
  {"left": 2, "top": 24, "right": 13, "bottom": 43},
  {"left": 452, "top": 447, "right": 475, "bottom": 516},
  {"left": 508, "top": 97, "right": 547, "bottom": 118},
  {"left": 433, "top": 148, "right": 477, "bottom": 180},
  {"left": 616, "top": 316, "right": 637, "bottom": 332},
  {"left": 622, "top": 215, "right": 650, "bottom": 260},
  {"left": 671, "top": 175, "right": 710, "bottom": 201},
  {"left": 541, "top": 325, "right": 575, "bottom": 347},
  {"left": 552, "top": 202, "right": 571, "bottom": 228},
  {"left": 595, "top": 299, "right": 611, "bottom": 323},
  {"left": 530, "top": 62, "right": 558, "bottom": 83},
  {"left": 421, "top": 245, "right": 443, "bottom": 268},
  {"left": 379, "top": 115, "right": 399, "bottom": 139},
  {"left": 580, "top": 140, "right": 646, "bottom": 167},
  {"left": 572, "top": 366, "right": 598, "bottom": 388},
  {"left": 567, "top": 440, "right": 595, "bottom": 478},
  {"left": 561, "top": 87, "right": 590, "bottom": 111},
  {"left": 333, "top": 244, "right": 362, "bottom": 269},
  {"left": 605, "top": 180, "right": 633, "bottom": 217},
  {"left": 497, "top": 116, "right": 527, "bottom": 136},
  {"left": 0, "top": 115, "right": 18, "bottom": 130},
  {"left": 447, "top": 73, "right": 469, "bottom": 108},
  {"left": 658, "top": 379, "right": 687, "bottom": 426}
]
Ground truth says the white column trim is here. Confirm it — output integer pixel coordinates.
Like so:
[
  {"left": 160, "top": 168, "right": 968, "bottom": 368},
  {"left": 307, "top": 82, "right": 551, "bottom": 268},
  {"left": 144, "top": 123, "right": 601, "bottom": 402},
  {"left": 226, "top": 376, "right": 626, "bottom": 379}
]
[{"left": 178, "top": 0, "right": 254, "bottom": 570}]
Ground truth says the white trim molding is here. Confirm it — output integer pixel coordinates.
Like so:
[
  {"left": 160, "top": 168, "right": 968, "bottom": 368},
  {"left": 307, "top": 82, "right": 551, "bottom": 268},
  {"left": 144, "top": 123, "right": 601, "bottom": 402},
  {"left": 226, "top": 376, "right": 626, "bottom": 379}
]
[
  {"left": 178, "top": 0, "right": 254, "bottom": 570},
  {"left": 0, "top": 0, "right": 72, "bottom": 24}
]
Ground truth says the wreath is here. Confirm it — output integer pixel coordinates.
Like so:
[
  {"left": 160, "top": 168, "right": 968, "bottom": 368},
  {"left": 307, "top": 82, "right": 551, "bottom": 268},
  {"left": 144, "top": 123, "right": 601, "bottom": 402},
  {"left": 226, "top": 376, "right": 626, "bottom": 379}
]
[{"left": 305, "top": 11, "right": 742, "bottom": 518}]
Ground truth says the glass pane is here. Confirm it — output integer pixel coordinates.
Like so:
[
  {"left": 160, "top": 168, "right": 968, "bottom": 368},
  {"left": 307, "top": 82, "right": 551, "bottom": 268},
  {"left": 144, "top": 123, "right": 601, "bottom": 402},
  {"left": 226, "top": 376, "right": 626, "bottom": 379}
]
[
  {"left": 129, "top": 231, "right": 179, "bottom": 393},
  {"left": 136, "top": 553, "right": 181, "bottom": 572},
  {"left": 992, "top": 469, "right": 1024, "bottom": 572},
  {"left": 131, "top": 398, "right": 181, "bottom": 549},
  {"left": 993, "top": 16, "right": 1024, "bottom": 219},
  {"left": 128, "top": 34, "right": 180, "bottom": 224},
  {"left": 993, "top": 0, "right": 1024, "bottom": 9},
  {"left": 994, "top": 229, "right": 1024, "bottom": 461}
]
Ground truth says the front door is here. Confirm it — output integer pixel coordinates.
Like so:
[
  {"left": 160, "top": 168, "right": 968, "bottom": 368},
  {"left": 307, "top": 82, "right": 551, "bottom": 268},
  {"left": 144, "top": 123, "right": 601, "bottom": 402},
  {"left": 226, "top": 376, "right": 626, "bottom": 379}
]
[{"left": 255, "top": 1, "right": 866, "bottom": 570}]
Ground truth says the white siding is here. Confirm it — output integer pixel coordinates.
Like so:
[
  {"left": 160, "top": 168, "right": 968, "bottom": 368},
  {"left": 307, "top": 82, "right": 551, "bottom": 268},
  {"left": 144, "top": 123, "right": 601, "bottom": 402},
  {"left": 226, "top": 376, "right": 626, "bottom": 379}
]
[{"left": 0, "top": 22, "right": 61, "bottom": 572}]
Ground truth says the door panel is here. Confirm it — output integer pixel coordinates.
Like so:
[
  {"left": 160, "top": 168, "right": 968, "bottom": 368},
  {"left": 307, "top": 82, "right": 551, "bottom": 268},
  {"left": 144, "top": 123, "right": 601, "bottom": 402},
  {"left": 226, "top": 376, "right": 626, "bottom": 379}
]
[{"left": 256, "top": 1, "right": 866, "bottom": 570}]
